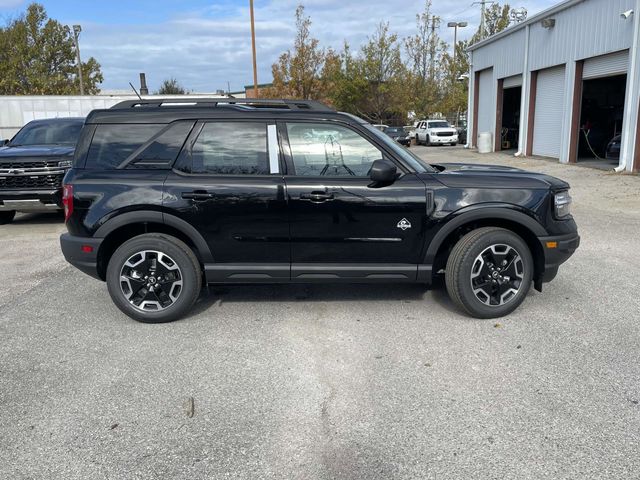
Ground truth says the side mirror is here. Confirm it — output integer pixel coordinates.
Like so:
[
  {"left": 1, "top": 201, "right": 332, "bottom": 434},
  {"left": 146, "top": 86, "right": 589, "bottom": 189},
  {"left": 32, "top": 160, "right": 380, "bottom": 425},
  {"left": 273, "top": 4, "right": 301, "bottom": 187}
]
[
  {"left": 1, "top": 139, "right": 8, "bottom": 146},
  {"left": 369, "top": 159, "right": 397, "bottom": 185}
]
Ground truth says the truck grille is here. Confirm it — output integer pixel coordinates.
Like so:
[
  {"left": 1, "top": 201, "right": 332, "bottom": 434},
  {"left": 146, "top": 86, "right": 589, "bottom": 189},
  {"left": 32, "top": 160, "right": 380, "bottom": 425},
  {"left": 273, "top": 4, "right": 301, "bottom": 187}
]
[
  {"left": 0, "top": 160, "right": 62, "bottom": 169},
  {"left": 437, "top": 132, "right": 454, "bottom": 137},
  {"left": 0, "top": 173, "right": 63, "bottom": 190}
]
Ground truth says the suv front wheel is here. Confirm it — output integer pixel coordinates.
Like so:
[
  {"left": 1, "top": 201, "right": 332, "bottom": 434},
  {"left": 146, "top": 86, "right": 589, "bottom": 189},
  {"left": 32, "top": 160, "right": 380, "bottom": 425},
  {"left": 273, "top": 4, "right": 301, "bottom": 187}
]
[
  {"left": 445, "top": 227, "right": 533, "bottom": 319},
  {"left": 106, "top": 233, "right": 202, "bottom": 323}
]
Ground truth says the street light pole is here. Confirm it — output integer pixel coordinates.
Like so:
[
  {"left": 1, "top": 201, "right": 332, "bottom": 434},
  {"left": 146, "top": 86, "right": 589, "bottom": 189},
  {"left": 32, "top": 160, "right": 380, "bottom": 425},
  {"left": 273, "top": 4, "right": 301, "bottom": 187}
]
[
  {"left": 72, "top": 25, "right": 84, "bottom": 95},
  {"left": 447, "top": 21, "right": 468, "bottom": 64},
  {"left": 249, "top": 0, "right": 259, "bottom": 98}
]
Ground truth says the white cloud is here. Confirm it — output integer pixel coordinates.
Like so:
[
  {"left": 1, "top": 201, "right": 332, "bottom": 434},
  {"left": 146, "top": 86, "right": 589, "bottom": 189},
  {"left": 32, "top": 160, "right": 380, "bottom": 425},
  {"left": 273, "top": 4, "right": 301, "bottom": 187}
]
[{"left": 77, "top": 0, "right": 559, "bottom": 92}]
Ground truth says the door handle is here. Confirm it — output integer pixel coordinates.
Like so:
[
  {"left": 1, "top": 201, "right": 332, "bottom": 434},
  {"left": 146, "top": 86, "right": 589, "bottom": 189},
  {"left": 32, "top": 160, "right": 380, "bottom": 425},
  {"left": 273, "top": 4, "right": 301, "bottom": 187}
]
[
  {"left": 182, "top": 190, "right": 214, "bottom": 201},
  {"left": 300, "top": 192, "right": 335, "bottom": 203}
]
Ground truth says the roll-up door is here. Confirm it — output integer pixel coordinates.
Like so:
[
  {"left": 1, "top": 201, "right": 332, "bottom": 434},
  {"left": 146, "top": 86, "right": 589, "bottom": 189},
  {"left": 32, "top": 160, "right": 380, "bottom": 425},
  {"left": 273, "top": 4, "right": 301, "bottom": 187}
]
[
  {"left": 532, "top": 65, "right": 566, "bottom": 159},
  {"left": 583, "top": 50, "right": 629, "bottom": 79},
  {"left": 477, "top": 68, "right": 494, "bottom": 137},
  {"left": 503, "top": 74, "right": 523, "bottom": 89}
]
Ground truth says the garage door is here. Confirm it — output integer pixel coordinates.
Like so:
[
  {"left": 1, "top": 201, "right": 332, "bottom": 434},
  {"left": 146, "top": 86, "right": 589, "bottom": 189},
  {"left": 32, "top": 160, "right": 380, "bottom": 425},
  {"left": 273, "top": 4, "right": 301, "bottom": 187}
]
[
  {"left": 583, "top": 50, "right": 629, "bottom": 79},
  {"left": 533, "top": 65, "right": 566, "bottom": 158},
  {"left": 503, "top": 74, "right": 523, "bottom": 89},
  {"left": 477, "top": 68, "right": 494, "bottom": 137}
]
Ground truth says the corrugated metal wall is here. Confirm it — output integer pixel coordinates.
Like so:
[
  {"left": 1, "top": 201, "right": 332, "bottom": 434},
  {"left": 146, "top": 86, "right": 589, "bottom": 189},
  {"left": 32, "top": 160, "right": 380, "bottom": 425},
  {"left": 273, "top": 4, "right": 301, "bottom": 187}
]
[
  {"left": 528, "top": 0, "right": 635, "bottom": 71},
  {"left": 472, "top": 29, "right": 527, "bottom": 79}
]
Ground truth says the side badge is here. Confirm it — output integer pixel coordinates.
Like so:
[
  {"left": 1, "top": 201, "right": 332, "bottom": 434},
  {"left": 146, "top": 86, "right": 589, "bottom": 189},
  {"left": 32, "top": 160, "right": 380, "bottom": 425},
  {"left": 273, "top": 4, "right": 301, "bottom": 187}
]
[{"left": 397, "top": 218, "right": 412, "bottom": 230}]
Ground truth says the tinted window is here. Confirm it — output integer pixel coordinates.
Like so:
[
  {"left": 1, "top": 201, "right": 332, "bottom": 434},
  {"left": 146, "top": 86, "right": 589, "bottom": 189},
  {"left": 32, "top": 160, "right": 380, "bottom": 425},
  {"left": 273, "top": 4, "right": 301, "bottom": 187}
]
[
  {"left": 428, "top": 121, "right": 450, "bottom": 128},
  {"left": 129, "top": 121, "right": 194, "bottom": 169},
  {"left": 384, "top": 128, "right": 406, "bottom": 135},
  {"left": 287, "top": 123, "right": 383, "bottom": 177},
  {"left": 191, "top": 122, "right": 268, "bottom": 175},
  {"left": 10, "top": 120, "right": 83, "bottom": 146},
  {"left": 87, "top": 124, "right": 162, "bottom": 169}
]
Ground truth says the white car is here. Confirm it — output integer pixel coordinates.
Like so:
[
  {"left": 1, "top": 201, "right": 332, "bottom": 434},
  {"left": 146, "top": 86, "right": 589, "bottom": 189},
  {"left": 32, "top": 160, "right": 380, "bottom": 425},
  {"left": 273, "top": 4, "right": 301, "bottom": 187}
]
[{"left": 415, "top": 120, "right": 459, "bottom": 146}]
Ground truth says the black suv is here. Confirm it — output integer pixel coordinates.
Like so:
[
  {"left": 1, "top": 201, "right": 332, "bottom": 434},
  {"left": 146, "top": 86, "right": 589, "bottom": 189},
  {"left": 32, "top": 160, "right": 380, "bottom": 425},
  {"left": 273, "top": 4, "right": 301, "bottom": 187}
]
[
  {"left": 0, "top": 117, "right": 85, "bottom": 224},
  {"left": 60, "top": 98, "right": 579, "bottom": 323}
]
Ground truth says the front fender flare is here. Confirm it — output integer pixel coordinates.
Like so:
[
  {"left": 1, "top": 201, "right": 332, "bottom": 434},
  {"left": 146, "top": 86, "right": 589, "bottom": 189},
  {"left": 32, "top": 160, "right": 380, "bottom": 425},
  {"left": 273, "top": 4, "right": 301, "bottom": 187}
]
[{"left": 423, "top": 206, "right": 547, "bottom": 264}]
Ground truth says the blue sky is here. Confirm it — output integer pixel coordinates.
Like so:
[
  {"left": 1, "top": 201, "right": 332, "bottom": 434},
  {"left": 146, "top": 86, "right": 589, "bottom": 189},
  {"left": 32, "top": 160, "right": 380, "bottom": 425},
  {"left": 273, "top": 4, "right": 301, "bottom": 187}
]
[{"left": 0, "top": 0, "right": 559, "bottom": 93}]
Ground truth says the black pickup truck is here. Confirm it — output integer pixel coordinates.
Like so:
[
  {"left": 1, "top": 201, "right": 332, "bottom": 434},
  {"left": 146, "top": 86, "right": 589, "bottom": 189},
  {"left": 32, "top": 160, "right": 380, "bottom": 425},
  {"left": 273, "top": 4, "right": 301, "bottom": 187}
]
[
  {"left": 59, "top": 98, "right": 579, "bottom": 323},
  {"left": 0, "top": 117, "right": 84, "bottom": 224}
]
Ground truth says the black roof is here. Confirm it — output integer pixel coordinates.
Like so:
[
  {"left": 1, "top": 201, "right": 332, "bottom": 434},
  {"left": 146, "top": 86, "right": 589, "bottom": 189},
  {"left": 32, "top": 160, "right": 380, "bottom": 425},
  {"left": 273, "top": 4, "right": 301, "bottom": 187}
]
[{"left": 86, "top": 98, "right": 345, "bottom": 125}]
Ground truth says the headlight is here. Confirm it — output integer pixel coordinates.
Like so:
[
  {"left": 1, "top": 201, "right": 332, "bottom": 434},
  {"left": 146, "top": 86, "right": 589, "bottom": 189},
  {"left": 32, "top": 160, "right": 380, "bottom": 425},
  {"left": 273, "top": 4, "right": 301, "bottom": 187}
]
[
  {"left": 58, "top": 160, "right": 73, "bottom": 168},
  {"left": 554, "top": 191, "right": 572, "bottom": 218}
]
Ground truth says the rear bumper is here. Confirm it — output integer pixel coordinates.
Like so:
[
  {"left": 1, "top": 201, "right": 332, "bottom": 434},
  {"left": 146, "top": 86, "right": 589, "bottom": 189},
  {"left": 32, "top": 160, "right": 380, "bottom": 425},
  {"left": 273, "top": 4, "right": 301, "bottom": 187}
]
[
  {"left": 538, "top": 232, "right": 580, "bottom": 283},
  {"left": 60, "top": 233, "right": 104, "bottom": 280},
  {"left": 0, "top": 189, "right": 61, "bottom": 211}
]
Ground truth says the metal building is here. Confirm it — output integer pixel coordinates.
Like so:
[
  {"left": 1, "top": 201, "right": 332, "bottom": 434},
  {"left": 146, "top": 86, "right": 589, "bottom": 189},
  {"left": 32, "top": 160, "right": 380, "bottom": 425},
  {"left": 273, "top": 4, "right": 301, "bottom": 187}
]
[{"left": 467, "top": 0, "right": 640, "bottom": 172}]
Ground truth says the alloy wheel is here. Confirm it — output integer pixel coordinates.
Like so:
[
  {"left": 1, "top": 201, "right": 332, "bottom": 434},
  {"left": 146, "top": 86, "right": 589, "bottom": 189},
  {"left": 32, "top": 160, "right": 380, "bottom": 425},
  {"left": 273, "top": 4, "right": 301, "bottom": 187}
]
[
  {"left": 470, "top": 244, "right": 524, "bottom": 306},
  {"left": 119, "top": 250, "right": 183, "bottom": 311}
]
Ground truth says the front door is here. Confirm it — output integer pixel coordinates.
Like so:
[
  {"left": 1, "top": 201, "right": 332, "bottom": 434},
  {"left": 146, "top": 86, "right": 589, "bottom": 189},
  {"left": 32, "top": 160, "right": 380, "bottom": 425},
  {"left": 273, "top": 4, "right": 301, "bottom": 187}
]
[
  {"left": 281, "top": 121, "right": 428, "bottom": 282},
  {"left": 164, "top": 120, "right": 289, "bottom": 282}
]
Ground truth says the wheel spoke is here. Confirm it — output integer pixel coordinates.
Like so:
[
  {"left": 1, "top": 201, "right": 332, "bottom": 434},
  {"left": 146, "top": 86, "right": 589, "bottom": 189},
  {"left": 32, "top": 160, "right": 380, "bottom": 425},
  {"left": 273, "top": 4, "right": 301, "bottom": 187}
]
[{"left": 470, "top": 243, "right": 524, "bottom": 307}]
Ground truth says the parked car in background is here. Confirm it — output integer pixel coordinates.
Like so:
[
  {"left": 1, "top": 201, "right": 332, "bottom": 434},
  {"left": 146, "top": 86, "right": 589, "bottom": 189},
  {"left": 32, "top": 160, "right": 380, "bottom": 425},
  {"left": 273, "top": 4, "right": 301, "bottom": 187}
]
[
  {"left": 372, "top": 124, "right": 389, "bottom": 131},
  {"left": 60, "top": 98, "right": 579, "bottom": 324},
  {"left": 605, "top": 134, "right": 621, "bottom": 161},
  {"left": 383, "top": 126, "right": 411, "bottom": 147},
  {"left": 404, "top": 125, "right": 417, "bottom": 140},
  {"left": 415, "top": 119, "right": 459, "bottom": 146},
  {"left": 0, "top": 117, "right": 84, "bottom": 224},
  {"left": 457, "top": 121, "right": 468, "bottom": 145}
]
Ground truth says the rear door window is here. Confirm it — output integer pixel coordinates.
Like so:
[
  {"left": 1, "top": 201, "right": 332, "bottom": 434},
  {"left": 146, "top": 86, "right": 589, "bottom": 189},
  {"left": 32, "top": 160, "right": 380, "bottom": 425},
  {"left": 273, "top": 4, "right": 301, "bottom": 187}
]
[{"left": 188, "top": 122, "right": 269, "bottom": 175}]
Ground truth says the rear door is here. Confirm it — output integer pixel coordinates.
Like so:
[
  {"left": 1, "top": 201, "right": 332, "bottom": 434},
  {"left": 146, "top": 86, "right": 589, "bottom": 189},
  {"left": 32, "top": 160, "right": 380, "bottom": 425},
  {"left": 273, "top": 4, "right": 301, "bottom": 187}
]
[
  {"left": 163, "top": 120, "right": 290, "bottom": 282},
  {"left": 281, "top": 121, "right": 428, "bottom": 282}
]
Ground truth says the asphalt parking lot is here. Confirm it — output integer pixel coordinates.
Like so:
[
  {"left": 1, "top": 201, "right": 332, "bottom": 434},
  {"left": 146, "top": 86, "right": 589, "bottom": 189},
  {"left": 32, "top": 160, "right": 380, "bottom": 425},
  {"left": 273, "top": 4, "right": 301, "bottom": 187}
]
[{"left": 1, "top": 147, "right": 640, "bottom": 479}]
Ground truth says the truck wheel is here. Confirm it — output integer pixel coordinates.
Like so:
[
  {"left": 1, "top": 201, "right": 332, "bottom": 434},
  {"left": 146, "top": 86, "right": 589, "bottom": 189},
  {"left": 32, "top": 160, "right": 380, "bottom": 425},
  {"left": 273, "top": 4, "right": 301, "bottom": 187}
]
[
  {"left": 445, "top": 227, "right": 533, "bottom": 319},
  {"left": 106, "top": 233, "right": 202, "bottom": 323},
  {"left": 426, "top": 135, "right": 432, "bottom": 146},
  {"left": 0, "top": 211, "right": 16, "bottom": 224}
]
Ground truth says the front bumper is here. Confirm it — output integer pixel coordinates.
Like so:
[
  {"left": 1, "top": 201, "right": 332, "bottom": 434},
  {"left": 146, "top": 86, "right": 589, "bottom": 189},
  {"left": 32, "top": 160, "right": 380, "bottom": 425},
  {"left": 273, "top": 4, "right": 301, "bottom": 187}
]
[
  {"left": 60, "top": 233, "right": 104, "bottom": 280},
  {"left": 431, "top": 135, "right": 458, "bottom": 144},
  {"left": 537, "top": 232, "right": 581, "bottom": 284},
  {"left": 0, "top": 189, "right": 61, "bottom": 211}
]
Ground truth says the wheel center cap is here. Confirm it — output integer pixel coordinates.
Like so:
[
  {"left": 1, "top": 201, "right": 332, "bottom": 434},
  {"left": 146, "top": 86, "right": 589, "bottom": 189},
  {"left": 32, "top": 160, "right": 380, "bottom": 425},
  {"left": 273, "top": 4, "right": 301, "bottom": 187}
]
[
  {"left": 492, "top": 271, "right": 499, "bottom": 278},
  {"left": 148, "top": 276, "right": 157, "bottom": 284}
]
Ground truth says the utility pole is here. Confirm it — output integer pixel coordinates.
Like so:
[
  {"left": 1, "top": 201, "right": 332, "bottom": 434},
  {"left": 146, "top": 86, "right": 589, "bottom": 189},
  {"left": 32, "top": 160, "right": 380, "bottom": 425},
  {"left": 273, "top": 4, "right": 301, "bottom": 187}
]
[
  {"left": 249, "top": 0, "right": 259, "bottom": 98},
  {"left": 472, "top": 0, "right": 495, "bottom": 39},
  {"left": 72, "top": 25, "right": 84, "bottom": 95},
  {"left": 429, "top": 16, "right": 440, "bottom": 80}
]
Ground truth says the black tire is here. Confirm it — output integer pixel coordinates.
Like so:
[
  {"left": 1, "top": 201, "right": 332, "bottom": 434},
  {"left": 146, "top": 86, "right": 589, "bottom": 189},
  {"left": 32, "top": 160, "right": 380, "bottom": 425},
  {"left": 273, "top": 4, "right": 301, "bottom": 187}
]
[
  {"left": 106, "top": 233, "right": 202, "bottom": 323},
  {"left": 445, "top": 227, "right": 533, "bottom": 319},
  {"left": 0, "top": 211, "right": 16, "bottom": 224},
  {"left": 415, "top": 134, "right": 421, "bottom": 146},
  {"left": 426, "top": 135, "right": 432, "bottom": 146}
]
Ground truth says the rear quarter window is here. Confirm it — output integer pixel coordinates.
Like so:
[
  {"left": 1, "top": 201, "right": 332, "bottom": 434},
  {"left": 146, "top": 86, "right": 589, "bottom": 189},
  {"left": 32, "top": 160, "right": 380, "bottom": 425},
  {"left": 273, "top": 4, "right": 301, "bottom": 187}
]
[{"left": 86, "top": 124, "right": 163, "bottom": 169}]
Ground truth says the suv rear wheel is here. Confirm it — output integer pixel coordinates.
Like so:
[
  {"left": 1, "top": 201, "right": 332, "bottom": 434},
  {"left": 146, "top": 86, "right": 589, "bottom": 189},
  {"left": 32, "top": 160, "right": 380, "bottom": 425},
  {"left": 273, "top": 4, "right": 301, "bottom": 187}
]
[
  {"left": 445, "top": 227, "right": 533, "bottom": 319},
  {"left": 106, "top": 233, "right": 202, "bottom": 323},
  {"left": 0, "top": 211, "right": 16, "bottom": 224}
]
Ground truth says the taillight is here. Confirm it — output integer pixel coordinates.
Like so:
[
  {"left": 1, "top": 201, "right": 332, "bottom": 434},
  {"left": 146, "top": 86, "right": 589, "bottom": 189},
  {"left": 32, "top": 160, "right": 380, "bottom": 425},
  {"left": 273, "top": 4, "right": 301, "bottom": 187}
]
[{"left": 62, "top": 184, "right": 73, "bottom": 222}]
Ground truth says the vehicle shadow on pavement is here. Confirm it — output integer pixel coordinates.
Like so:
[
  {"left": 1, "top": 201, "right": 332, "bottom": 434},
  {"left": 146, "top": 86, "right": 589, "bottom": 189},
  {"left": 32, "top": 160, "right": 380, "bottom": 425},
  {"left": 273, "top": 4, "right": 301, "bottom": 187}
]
[
  {"left": 187, "top": 283, "right": 438, "bottom": 318},
  {"left": 11, "top": 212, "right": 64, "bottom": 225}
]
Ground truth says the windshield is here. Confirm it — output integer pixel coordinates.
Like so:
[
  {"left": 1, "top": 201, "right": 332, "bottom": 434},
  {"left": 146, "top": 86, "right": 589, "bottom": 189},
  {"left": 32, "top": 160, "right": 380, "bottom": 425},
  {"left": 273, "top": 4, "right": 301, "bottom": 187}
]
[
  {"left": 384, "top": 127, "right": 406, "bottom": 135},
  {"left": 429, "top": 121, "right": 450, "bottom": 129},
  {"left": 10, "top": 120, "right": 83, "bottom": 146},
  {"left": 362, "top": 123, "right": 436, "bottom": 173}
]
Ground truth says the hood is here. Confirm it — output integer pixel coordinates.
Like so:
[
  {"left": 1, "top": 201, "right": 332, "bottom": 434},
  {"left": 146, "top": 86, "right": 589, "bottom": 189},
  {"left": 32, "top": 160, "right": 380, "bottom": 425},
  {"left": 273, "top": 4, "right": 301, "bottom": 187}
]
[
  {"left": 0, "top": 144, "right": 75, "bottom": 158},
  {"left": 429, "top": 162, "right": 570, "bottom": 190}
]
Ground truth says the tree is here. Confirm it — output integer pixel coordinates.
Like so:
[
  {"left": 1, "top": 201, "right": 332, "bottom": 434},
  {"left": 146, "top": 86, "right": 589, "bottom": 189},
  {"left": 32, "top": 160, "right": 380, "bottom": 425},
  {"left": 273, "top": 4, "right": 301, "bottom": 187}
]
[
  {"left": 266, "top": 5, "right": 327, "bottom": 100},
  {"left": 404, "top": 0, "right": 447, "bottom": 118},
  {"left": 471, "top": 3, "right": 513, "bottom": 43},
  {"left": 156, "top": 77, "right": 187, "bottom": 95},
  {"left": 0, "top": 3, "right": 103, "bottom": 95}
]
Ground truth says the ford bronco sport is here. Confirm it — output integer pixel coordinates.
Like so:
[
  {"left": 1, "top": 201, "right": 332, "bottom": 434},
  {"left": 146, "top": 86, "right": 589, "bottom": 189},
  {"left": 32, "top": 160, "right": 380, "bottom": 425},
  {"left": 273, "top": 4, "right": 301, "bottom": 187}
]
[{"left": 60, "top": 98, "right": 579, "bottom": 323}]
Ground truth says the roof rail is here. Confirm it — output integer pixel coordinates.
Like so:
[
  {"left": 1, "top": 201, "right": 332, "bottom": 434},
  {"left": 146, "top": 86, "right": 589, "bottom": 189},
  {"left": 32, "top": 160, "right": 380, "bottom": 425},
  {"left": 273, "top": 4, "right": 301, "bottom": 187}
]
[{"left": 110, "top": 98, "right": 334, "bottom": 112}]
